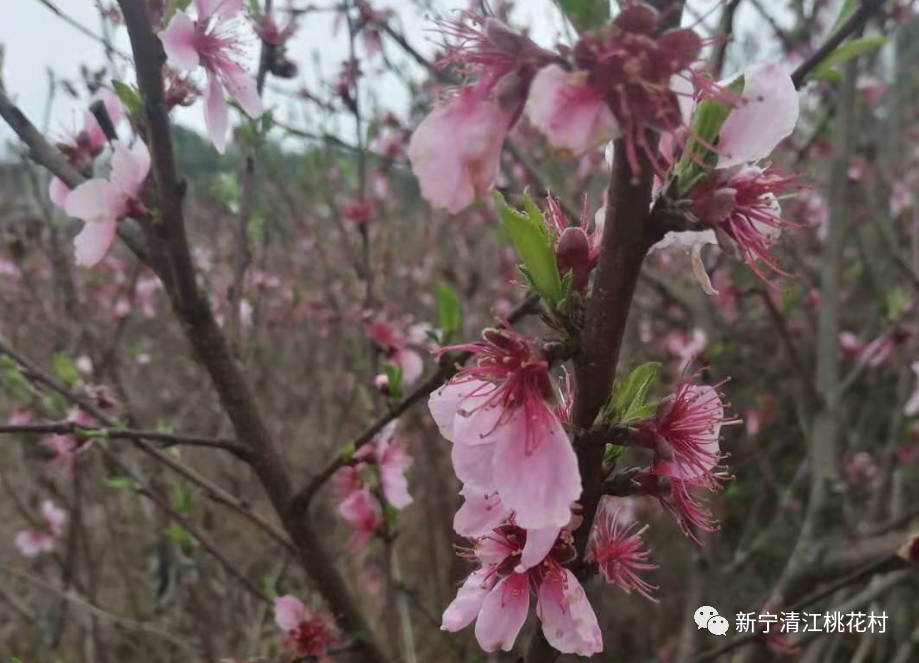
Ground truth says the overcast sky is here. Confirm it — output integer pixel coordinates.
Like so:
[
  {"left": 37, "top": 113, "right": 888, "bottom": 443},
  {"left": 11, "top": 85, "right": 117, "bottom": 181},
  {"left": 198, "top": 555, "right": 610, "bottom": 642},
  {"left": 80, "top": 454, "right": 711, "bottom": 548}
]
[{"left": 0, "top": 0, "right": 777, "bottom": 156}]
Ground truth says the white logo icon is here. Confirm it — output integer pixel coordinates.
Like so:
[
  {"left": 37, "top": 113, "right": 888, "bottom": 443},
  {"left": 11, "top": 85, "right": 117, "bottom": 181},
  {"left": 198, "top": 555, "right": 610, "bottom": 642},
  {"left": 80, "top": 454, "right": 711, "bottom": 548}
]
[
  {"left": 694, "top": 606, "right": 730, "bottom": 636},
  {"left": 707, "top": 615, "right": 730, "bottom": 636},
  {"left": 694, "top": 606, "right": 719, "bottom": 630}
]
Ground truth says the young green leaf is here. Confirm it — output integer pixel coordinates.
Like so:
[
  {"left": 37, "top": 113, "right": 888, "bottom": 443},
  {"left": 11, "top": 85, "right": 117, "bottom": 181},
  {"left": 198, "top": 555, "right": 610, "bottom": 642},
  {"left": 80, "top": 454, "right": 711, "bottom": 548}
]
[
  {"left": 53, "top": 353, "right": 79, "bottom": 386},
  {"left": 811, "top": 37, "right": 890, "bottom": 82},
  {"left": 495, "top": 191, "right": 563, "bottom": 308},
  {"left": 604, "top": 362, "right": 662, "bottom": 423},
  {"left": 383, "top": 361, "right": 404, "bottom": 402},
  {"left": 111, "top": 79, "right": 143, "bottom": 120},
  {"left": 104, "top": 477, "right": 138, "bottom": 491},
  {"left": 435, "top": 282, "right": 462, "bottom": 344},
  {"left": 556, "top": 0, "right": 610, "bottom": 32},
  {"left": 674, "top": 76, "right": 745, "bottom": 196}
]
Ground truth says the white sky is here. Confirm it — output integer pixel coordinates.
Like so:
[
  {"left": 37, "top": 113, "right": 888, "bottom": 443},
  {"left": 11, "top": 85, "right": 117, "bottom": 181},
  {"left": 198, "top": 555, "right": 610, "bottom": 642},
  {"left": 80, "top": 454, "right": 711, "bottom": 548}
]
[{"left": 0, "top": 0, "right": 783, "bottom": 155}]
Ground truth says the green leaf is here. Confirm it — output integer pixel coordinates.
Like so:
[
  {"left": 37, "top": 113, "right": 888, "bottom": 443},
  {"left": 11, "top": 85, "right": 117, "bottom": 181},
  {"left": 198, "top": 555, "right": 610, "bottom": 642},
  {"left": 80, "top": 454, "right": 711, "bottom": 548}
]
[
  {"left": 603, "top": 443, "right": 626, "bottom": 464},
  {"left": 0, "top": 357, "right": 32, "bottom": 400},
  {"left": 674, "top": 76, "right": 745, "bottom": 196},
  {"left": 887, "top": 285, "right": 909, "bottom": 319},
  {"left": 435, "top": 283, "right": 462, "bottom": 344},
  {"left": 811, "top": 37, "right": 890, "bottom": 82},
  {"left": 556, "top": 0, "right": 610, "bottom": 31},
  {"left": 341, "top": 441, "right": 356, "bottom": 462},
  {"left": 104, "top": 477, "right": 138, "bottom": 491},
  {"left": 171, "top": 481, "right": 194, "bottom": 516},
  {"left": 827, "top": 0, "right": 858, "bottom": 37},
  {"left": 111, "top": 79, "right": 143, "bottom": 120},
  {"left": 495, "top": 191, "right": 563, "bottom": 309},
  {"left": 163, "top": 524, "right": 192, "bottom": 546},
  {"left": 604, "top": 362, "right": 662, "bottom": 423},
  {"left": 383, "top": 361, "right": 404, "bottom": 402},
  {"left": 263, "top": 574, "right": 278, "bottom": 600},
  {"left": 53, "top": 353, "right": 79, "bottom": 386}
]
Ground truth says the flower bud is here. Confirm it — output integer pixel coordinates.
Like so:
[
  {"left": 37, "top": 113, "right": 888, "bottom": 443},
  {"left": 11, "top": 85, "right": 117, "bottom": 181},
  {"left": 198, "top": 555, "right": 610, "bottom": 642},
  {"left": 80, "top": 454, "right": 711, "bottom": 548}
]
[{"left": 555, "top": 227, "right": 591, "bottom": 292}]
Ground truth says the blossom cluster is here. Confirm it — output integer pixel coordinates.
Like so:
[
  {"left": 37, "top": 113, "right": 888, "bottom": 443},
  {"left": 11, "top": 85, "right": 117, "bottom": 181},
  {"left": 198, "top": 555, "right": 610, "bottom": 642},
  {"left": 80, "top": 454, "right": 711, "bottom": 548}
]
[{"left": 427, "top": 323, "right": 733, "bottom": 654}]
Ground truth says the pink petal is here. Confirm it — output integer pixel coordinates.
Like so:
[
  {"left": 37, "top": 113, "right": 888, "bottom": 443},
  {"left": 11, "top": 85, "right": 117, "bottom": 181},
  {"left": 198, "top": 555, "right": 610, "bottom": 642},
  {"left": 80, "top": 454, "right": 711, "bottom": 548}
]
[
  {"left": 441, "top": 569, "right": 493, "bottom": 632},
  {"left": 110, "top": 140, "right": 151, "bottom": 198},
  {"left": 274, "top": 595, "right": 307, "bottom": 632},
  {"left": 74, "top": 218, "right": 119, "bottom": 267},
  {"left": 65, "top": 179, "right": 122, "bottom": 221},
  {"left": 49, "top": 178, "right": 71, "bottom": 209},
  {"left": 655, "top": 385, "right": 724, "bottom": 480},
  {"left": 453, "top": 488, "right": 509, "bottom": 537},
  {"left": 526, "top": 64, "right": 619, "bottom": 154},
  {"left": 394, "top": 349, "right": 424, "bottom": 386},
  {"left": 452, "top": 439, "right": 497, "bottom": 490},
  {"left": 15, "top": 530, "right": 52, "bottom": 557},
  {"left": 204, "top": 74, "right": 230, "bottom": 154},
  {"left": 41, "top": 500, "right": 67, "bottom": 535},
  {"left": 516, "top": 527, "right": 560, "bottom": 573},
  {"left": 491, "top": 405, "right": 581, "bottom": 530},
  {"left": 378, "top": 438, "right": 413, "bottom": 509},
  {"left": 474, "top": 573, "right": 530, "bottom": 652},
  {"left": 195, "top": 0, "right": 243, "bottom": 20},
  {"left": 407, "top": 89, "right": 510, "bottom": 213},
  {"left": 453, "top": 402, "right": 505, "bottom": 447},
  {"left": 428, "top": 379, "right": 491, "bottom": 442},
  {"left": 537, "top": 571, "right": 603, "bottom": 656},
  {"left": 159, "top": 11, "right": 200, "bottom": 71},
  {"left": 222, "top": 64, "right": 264, "bottom": 119},
  {"left": 718, "top": 62, "right": 799, "bottom": 169}
]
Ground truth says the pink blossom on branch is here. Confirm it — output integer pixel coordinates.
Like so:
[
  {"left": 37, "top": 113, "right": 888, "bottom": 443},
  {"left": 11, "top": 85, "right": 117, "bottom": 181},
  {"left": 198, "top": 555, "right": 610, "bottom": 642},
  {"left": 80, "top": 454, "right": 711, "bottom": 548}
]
[
  {"left": 428, "top": 329, "right": 581, "bottom": 530},
  {"left": 526, "top": 65, "right": 619, "bottom": 155},
  {"left": 586, "top": 498, "right": 657, "bottom": 601},
  {"left": 442, "top": 522, "right": 602, "bottom": 656},
  {"left": 49, "top": 87, "right": 125, "bottom": 208},
  {"left": 274, "top": 595, "right": 339, "bottom": 661},
  {"left": 58, "top": 140, "right": 151, "bottom": 267},
  {"left": 159, "top": 0, "right": 264, "bottom": 153},
  {"left": 408, "top": 16, "right": 556, "bottom": 213},
  {"left": 15, "top": 500, "right": 66, "bottom": 558}
]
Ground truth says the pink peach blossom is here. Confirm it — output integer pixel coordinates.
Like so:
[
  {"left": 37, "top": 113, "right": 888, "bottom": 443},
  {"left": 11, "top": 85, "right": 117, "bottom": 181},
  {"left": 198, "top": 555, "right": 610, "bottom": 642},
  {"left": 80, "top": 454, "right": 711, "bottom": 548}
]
[
  {"left": 429, "top": 329, "right": 581, "bottom": 529},
  {"left": 526, "top": 65, "right": 618, "bottom": 155},
  {"left": 159, "top": 0, "right": 264, "bottom": 153},
  {"left": 62, "top": 140, "right": 151, "bottom": 267},
  {"left": 49, "top": 88, "right": 125, "bottom": 208},
  {"left": 586, "top": 499, "right": 657, "bottom": 600},
  {"left": 408, "top": 84, "right": 514, "bottom": 214},
  {"left": 442, "top": 522, "right": 601, "bottom": 655},
  {"left": 274, "top": 595, "right": 339, "bottom": 661},
  {"left": 15, "top": 500, "right": 66, "bottom": 557}
]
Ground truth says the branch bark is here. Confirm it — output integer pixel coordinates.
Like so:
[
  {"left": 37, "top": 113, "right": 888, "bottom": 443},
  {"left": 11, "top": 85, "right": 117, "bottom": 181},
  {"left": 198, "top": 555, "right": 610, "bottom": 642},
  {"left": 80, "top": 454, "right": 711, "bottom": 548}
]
[{"left": 113, "top": 3, "right": 390, "bottom": 660}]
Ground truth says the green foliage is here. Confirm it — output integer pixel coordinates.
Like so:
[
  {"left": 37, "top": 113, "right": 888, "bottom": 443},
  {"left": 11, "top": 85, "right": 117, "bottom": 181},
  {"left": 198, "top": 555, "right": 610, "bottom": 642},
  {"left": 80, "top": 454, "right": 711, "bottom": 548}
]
[
  {"left": 163, "top": 524, "right": 192, "bottom": 546},
  {"left": 673, "top": 76, "right": 745, "bottom": 196},
  {"left": 171, "top": 481, "right": 194, "bottom": 516},
  {"left": 811, "top": 37, "right": 890, "bottom": 82},
  {"left": 495, "top": 191, "right": 564, "bottom": 309},
  {"left": 341, "top": 441, "right": 357, "bottom": 462},
  {"left": 555, "top": 0, "right": 610, "bottom": 31},
  {"left": 53, "top": 353, "right": 79, "bottom": 386},
  {"left": 603, "top": 362, "right": 662, "bottom": 424},
  {"left": 111, "top": 79, "right": 143, "bottom": 121},
  {"left": 0, "top": 356, "right": 32, "bottom": 400},
  {"left": 263, "top": 574, "right": 278, "bottom": 600},
  {"left": 104, "top": 477, "right": 138, "bottom": 491},
  {"left": 383, "top": 361, "right": 404, "bottom": 402},
  {"left": 887, "top": 285, "right": 909, "bottom": 319},
  {"left": 435, "top": 282, "right": 462, "bottom": 344}
]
